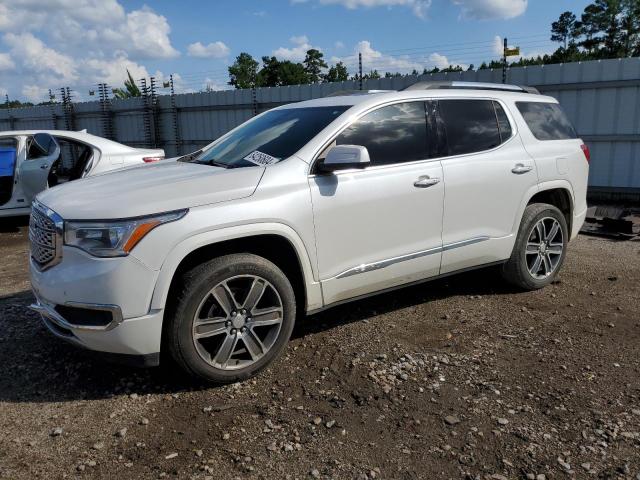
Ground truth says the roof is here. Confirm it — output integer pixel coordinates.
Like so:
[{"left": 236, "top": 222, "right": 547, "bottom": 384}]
[
  {"left": 277, "top": 87, "right": 556, "bottom": 111},
  {"left": 0, "top": 129, "right": 140, "bottom": 153}
]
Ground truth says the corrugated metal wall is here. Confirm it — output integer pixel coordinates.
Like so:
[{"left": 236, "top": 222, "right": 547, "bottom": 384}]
[{"left": 1, "top": 57, "right": 639, "bottom": 194}]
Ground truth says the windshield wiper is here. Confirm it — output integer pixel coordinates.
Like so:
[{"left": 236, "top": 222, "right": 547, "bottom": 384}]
[
  {"left": 204, "top": 159, "right": 235, "bottom": 169},
  {"left": 178, "top": 149, "right": 203, "bottom": 162}
]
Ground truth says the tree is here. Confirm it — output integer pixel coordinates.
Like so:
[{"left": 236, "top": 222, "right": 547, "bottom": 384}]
[
  {"left": 551, "top": 11, "right": 577, "bottom": 49},
  {"left": 620, "top": 0, "right": 640, "bottom": 56},
  {"left": 228, "top": 52, "right": 259, "bottom": 89},
  {"left": 277, "top": 60, "right": 309, "bottom": 85},
  {"left": 303, "top": 49, "right": 327, "bottom": 83},
  {"left": 325, "top": 62, "right": 348, "bottom": 82},
  {"left": 113, "top": 70, "right": 141, "bottom": 99},
  {"left": 256, "top": 56, "right": 308, "bottom": 87}
]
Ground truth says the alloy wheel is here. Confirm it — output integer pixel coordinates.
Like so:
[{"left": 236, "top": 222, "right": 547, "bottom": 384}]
[
  {"left": 525, "top": 217, "right": 564, "bottom": 279},
  {"left": 191, "top": 275, "right": 284, "bottom": 370}
]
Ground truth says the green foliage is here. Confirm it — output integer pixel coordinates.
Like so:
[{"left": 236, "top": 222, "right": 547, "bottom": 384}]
[
  {"left": 325, "top": 62, "right": 349, "bottom": 82},
  {"left": 228, "top": 52, "right": 259, "bottom": 89},
  {"left": 225, "top": 1, "right": 640, "bottom": 90},
  {"left": 112, "top": 69, "right": 141, "bottom": 99},
  {"left": 303, "top": 49, "right": 328, "bottom": 83},
  {"left": 256, "top": 56, "right": 309, "bottom": 87}
]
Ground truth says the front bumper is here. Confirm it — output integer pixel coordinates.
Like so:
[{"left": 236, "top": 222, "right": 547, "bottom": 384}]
[
  {"left": 30, "top": 291, "right": 164, "bottom": 359},
  {"left": 29, "top": 246, "right": 165, "bottom": 359}
]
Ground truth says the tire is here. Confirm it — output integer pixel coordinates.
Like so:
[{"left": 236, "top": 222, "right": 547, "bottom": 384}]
[
  {"left": 165, "top": 253, "right": 296, "bottom": 384},
  {"left": 502, "top": 203, "right": 569, "bottom": 290}
]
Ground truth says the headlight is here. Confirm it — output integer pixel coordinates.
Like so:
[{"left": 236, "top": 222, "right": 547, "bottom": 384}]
[{"left": 64, "top": 209, "right": 187, "bottom": 257}]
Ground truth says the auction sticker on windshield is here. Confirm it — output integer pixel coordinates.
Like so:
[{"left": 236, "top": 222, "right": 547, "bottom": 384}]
[{"left": 244, "top": 150, "right": 279, "bottom": 166}]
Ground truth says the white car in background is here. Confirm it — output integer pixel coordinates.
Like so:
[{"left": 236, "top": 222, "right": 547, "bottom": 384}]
[{"left": 0, "top": 130, "right": 164, "bottom": 217}]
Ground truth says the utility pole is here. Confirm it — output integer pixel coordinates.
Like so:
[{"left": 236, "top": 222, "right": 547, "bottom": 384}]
[
  {"left": 502, "top": 37, "right": 507, "bottom": 84},
  {"left": 358, "top": 52, "right": 363, "bottom": 91}
]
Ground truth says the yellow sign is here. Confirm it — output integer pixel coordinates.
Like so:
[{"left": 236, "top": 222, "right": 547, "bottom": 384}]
[{"left": 505, "top": 47, "right": 520, "bottom": 56}]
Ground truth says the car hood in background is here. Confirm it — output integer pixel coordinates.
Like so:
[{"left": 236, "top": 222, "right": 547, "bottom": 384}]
[{"left": 37, "top": 160, "right": 265, "bottom": 219}]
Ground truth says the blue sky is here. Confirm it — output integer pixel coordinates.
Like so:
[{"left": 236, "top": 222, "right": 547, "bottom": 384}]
[{"left": 0, "top": 0, "right": 592, "bottom": 102}]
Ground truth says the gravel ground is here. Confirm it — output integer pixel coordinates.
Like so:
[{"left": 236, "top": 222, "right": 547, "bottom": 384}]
[{"left": 1, "top": 216, "right": 639, "bottom": 480}]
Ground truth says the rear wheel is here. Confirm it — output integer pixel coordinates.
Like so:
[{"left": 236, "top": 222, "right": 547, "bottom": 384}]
[
  {"left": 502, "top": 203, "right": 568, "bottom": 290},
  {"left": 166, "top": 254, "right": 296, "bottom": 383}
]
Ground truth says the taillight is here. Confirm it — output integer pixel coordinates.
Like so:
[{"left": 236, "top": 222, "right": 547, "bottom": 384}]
[
  {"left": 580, "top": 143, "right": 590, "bottom": 163},
  {"left": 143, "top": 156, "right": 163, "bottom": 163}
]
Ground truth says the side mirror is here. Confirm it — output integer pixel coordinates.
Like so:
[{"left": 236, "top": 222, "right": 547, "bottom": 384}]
[
  {"left": 28, "top": 133, "right": 59, "bottom": 159},
  {"left": 318, "top": 145, "right": 370, "bottom": 173}
]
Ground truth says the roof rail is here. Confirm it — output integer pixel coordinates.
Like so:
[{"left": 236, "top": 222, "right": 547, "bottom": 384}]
[
  {"left": 403, "top": 81, "right": 540, "bottom": 94},
  {"left": 324, "top": 89, "right": 395, "bottom": 97}
]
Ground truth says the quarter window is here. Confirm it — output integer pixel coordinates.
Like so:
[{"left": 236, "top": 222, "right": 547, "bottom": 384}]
[
  {"left": 438, "top": 99, "right": 501, "bottom": 156},
  {"left": 336, "top": 102, "right": 428, "bottom": 166},
  {"left": 493, "top": 101, "right": 513, "bottom": 141},
  {"left": 516, "top": 101, "right": 577, "bottom": 141}
]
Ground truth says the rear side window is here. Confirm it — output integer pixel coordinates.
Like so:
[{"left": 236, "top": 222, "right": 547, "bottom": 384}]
[
  {"left": 438, "top": 99, "right": 501, "bottom": 156},
  {"left": 336, "top": 102, "right": 428, "bottom": 166},
  {"left": 493, "top": 101, "right": 512, "bottom": 141},
  {"left": 516, "top": 102, "right": 577, "bottom": 141}
]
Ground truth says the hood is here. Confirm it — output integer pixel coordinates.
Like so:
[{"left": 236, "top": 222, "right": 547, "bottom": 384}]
[{"left": 37, "top": 160, "right": 265, "bottom": 219}]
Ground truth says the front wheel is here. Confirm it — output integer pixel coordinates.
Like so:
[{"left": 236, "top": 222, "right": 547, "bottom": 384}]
[
  {"left": 165, "top": 254, "right": 296, "bottom": 384},
  {"left": 502, "top": 203, "right": 568, "bottom": 290}
]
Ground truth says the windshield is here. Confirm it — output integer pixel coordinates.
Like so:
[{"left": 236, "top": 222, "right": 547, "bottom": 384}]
[{"left": 186, "top": 106, "right": 350, "bottom": 168}]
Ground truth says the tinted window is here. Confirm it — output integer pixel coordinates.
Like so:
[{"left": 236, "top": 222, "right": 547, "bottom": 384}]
[
  {"left": 493, "top": 101, "right": 512, "bottom": 141},
  {"left": 192, "top": 106, "right": 349, "bottom": 168},
  {"left": 336, "top": 102, "right": 428, "bottom": 165},
  {"left": 516, "top": 102, "right": 577, "bottom": 141},
  {"left": 27, "top": 133, "right": 57, "bottom": 159},
  {"left": 439, "top": 100, "right": 501, "bottom": 156}
]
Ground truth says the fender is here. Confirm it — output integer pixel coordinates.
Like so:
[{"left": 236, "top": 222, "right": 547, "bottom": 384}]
[
  {"left": 511, "top": 179, "right": 575, "bottom": 236},
  {"left": 148, "top": 222, "right": 324, "bottom": 313}
]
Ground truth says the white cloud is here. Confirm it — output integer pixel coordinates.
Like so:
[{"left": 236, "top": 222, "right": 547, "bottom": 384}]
[
  {"left": 451, "top": 0, "right": 527, "bottom": 20},
  {"left": 22, "top": 85, "right": 51, "bottom": 103},
  {"left": 292, "top": 0, "right": 432, "bottom": 17},
  {"left": 187, "top": 41, "right": 230, "bottom": 58},
  {"left": 4, "top": 33, "right": 77, "bottom": 83},
  {"left": 334, "top": 41, "right": 345, "bottom": 49},
  {"left": 0, "top": 52, "right": 14, "bottom": 71},
  {"left": 272, "top": 36, "right": 319, "bottom": 62},
  {"left": 333, "top": 40, "right": 468, "bottom": 75},
  {"left": 0, "top": 1, "right": 183, "bottom": 102}
]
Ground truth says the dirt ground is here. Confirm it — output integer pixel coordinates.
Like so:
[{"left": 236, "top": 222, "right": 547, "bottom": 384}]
[{"left": 1, "top": 216, "right": 639, "bottom": 480}]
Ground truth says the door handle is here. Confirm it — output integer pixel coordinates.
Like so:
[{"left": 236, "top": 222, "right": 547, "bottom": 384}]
[
  {"left": 511, "top": 163, "right": 533, "bottom": 174},
  {"left": 414, "top": 175, "right": 440, "bottom": 188},
  {"left": 40, "top": 164, "right": 49, "bottom": 170}
]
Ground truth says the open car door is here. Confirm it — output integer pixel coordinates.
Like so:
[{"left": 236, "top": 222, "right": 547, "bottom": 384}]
[{"left": 19, "top": 133, "right": 60, "bottom": 203}]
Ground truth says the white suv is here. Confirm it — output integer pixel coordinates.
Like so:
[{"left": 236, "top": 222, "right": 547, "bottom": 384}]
[{"left": 29, "top": 82, "right": 589, "bottom": 383}]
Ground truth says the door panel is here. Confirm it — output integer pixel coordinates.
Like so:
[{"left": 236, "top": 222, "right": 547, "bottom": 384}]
[
  {"left": 438, "top": 99, "right": 538, "bottom": 274},
  {"left": 310, "top": 160, "right": 444, "bottom": 304},
  {"left": 20, "top": 134, "right": 60, "bottom": 203}
]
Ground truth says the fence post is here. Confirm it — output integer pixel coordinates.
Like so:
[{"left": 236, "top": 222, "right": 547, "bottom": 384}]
[
  {"left": 4, "top": 94, "right": 15, "bottom": 130},
  {"left": 169, "top": 74, "right": 181, "bottom": 156},
  {"left": 48, "top": 89, "right": 57, "bottom": 130},
  {"left": 150, "top": 76, "right": 160, "bottom": 149},
  {"left": 140, "top": 78, "right": 152, "bottom": 148},
  {"left": 98, "top": 83, "right": 114, "bottom": 140},
  {"left": 60, "top": 87, "right": 76, "bottom": 131}
]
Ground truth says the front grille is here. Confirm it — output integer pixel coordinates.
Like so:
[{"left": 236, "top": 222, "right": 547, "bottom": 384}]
[{"left": 29, "top": 203, "right": 62, "bottom": 269}]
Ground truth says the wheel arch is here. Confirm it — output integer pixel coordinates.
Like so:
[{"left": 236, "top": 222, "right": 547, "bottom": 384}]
[
  {"left": 526, "top": 184, "right": 574, "bottom": 234},
  {"left": 149, "top": 224, "right": 323, "bottom": 316}
]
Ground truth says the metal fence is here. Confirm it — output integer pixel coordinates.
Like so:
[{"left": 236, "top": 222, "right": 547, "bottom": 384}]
[{"left": 1, "top": 57, "right": 639, "bottom": 198}]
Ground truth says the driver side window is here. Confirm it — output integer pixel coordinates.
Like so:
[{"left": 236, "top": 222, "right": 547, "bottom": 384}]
[{"left": 335, "top": 102, "right": 429, "bottom": 166}]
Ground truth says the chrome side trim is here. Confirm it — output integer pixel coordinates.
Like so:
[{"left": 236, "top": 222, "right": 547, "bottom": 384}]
[
  {"left": 333, "top": 236, "right": 490, "bottom": 279},
  {"left": 442, "top": 236, "right": 490, "bottom": 251},
  {"left": 29, "top": 292, "right": 124, "bottom": 332}
]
